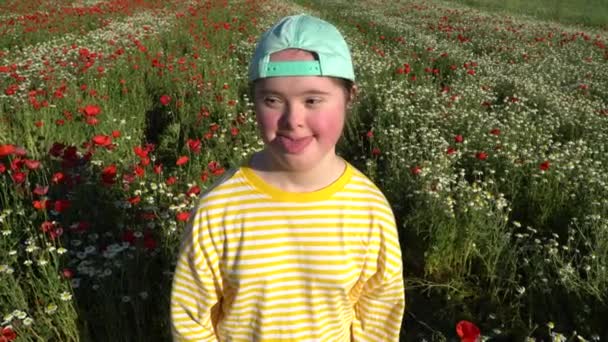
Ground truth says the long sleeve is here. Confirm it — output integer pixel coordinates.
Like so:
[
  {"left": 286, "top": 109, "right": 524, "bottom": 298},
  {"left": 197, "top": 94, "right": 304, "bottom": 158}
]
[
  {"left": 351, "top": 217, "right": 406, "bottom": 341},
  {"left": 170, "top": 210, "right": 223, "bottom": 341}
]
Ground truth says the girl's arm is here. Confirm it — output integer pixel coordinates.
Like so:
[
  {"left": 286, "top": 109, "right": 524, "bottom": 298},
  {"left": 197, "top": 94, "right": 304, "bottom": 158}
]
[
  {"left": 351, "top": 217, "right": 405, "bottom": 341},
  {"left": 170, "top": 212, "right": 223, "bottom": 341}
]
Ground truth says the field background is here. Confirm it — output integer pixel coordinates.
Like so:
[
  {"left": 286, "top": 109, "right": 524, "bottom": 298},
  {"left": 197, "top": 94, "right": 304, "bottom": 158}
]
[{"left": 0, "top": 0, "right": 607, "bottom": 341}]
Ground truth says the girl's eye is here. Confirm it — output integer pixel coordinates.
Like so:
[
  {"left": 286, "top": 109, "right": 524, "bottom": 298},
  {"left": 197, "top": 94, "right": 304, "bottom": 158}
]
[
  {"left": 263, "top": 97, "right": 281, "bottom": 106},
  {"left": 305, "top": 97, "right": 323, "bottom": 105}
]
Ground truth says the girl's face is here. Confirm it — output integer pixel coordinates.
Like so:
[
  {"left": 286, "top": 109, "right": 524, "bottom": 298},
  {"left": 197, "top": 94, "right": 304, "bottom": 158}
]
[{"left": 253, "top": 74, "right": 350, "bottom": 172}]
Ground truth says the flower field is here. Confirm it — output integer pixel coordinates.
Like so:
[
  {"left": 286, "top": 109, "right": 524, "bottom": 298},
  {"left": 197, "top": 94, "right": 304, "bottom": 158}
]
[{"left": 0, "top": 0, "right": 606, "bottom": 341}]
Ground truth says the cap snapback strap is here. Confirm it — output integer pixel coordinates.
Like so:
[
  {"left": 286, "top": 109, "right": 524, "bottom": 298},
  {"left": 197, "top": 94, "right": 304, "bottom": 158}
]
[{"left": 264, "top": 61, "right": 321, "bottom": 77}]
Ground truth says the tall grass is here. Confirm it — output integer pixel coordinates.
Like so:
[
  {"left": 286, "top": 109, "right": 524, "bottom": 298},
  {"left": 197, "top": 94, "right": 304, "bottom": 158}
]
[{"left": 444, "top": 0, "right": 608, "bottom": 28}]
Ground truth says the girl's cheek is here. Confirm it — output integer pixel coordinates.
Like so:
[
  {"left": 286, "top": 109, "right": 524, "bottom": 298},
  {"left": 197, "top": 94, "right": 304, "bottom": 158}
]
[
  {"left": 255, "top": 111, "right": 280, "bottom": 137},
  {"left": 312, "top": 109, "right": 345, "bottom": 141}
]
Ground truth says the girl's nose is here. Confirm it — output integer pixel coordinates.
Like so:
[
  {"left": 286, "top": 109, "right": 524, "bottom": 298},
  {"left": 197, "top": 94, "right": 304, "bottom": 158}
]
[{"left": 279, "top": 102, "right": 305, "bottom": 129}]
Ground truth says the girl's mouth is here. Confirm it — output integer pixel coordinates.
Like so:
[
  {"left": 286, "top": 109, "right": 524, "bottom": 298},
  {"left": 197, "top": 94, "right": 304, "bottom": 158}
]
[{"left": 274, "top": 135, "right": 313, "bottom": 154}]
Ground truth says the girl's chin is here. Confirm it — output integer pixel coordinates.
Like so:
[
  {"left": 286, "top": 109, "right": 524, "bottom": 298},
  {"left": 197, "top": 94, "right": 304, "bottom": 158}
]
[{"left": 266, "top": 148, "right": 337, "bottom": 172}]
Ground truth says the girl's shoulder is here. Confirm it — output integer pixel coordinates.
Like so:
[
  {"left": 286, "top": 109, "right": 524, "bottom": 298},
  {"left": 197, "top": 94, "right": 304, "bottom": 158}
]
[{"left": 196, "top": 167, "right": 246, "bottom": 203}]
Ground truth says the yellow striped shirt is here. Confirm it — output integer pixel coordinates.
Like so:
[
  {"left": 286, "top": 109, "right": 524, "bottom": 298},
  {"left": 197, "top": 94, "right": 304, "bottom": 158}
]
[{"left": 171, "top": 161, "right": 405, "bottom": 341}]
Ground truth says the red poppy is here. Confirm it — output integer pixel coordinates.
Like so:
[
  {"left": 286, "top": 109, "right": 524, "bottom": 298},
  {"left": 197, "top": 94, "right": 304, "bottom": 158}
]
[
  {"left": 410, "top": 165, "right": 422, "bottom": 175},
  {"left": 166, "top": 176, "right": 177, "bottom": 185},
  {"left": 122, "top": 173, "right": 135, "bottom": 184},
  {"left": 92, "top": 135, "right": 112, "bottom": 147},
  {"left": 83, "top": 104, "right": 101, "bottom": 116},
  {"left": 134, "top": 165, "right": 145, "bottom": 177},
  {"left": 540, "top": 160, "right": 550, "bottom": 171},
  {"left": 49, "top": 142, "right": 66, "bottom": 157},
  {"left": 52, "top": 172, "right": 65, "bottom": 184},
  {"left": 153, "top": 163, "right": 163, "bottom": 174},
  {"left": 447, "top": 147, "right": 457, "bottom": 155},
  {"left": 12, "top": 172, "right": 26, "bottom": 184},
  {"left": 54, "top": 199, "right": 71, "bottom": 213},
  {"left": 101, "top": 164, "right": 117, "bottom": 185},
  {"left": 187, "top": 139, "right": 201, "bottom": 153},
  {"left": 112, "top": 130, "right": 121, "bottom": 138},
  {"left": 133, "top": 146, "right": 149, "bottom": 159},
  {"left": 160, "top": 94, "right": 171, "bottom": 106},
  {"left": 24, "top": 159, "right": 41, "bottom": 170},
  {"left": 490, "top": 128, "right": 501, "bottom": 136},
  {"left": 176, "top": 211, "right": 190, "bottom": 222},
  {"left": 86, "top": 117, "right": 100, "bottom": 126},
  {"left": 454, "top": 135, "right": 464, "bottom": 143},
  {"left": 371, "top": 147, "right": 381, "bottom": 156},
  {"left": 1, "top": 326, "right": 17, "bottom": 341},
  {"left": 176, "top": 156, "right": 189, "bottom": 166},
  {"left": 33, "top": 200, "right": 50, "bottom": 211},
  {"left": 62, "top": 268, "right": 74, "bottom": 279},
  {"left": 33, "top": 184, "right": 49, "bottom": 196},
  {"left": 0, "top": 163, "right": 5, "bottom": 173},
  {"left": 475, "top": 152, "right": 488, "bottom": 160},
  {"left": 128, "top": 196, "right": 141, "bottom": 205},
  {"left": 186, "top": 185, "right": 201, "bottom": 197},
  {"left": 41, "top": 221, "right": 54, "bottom": 233},
  {"left": 456, "top": 320, "right": 480, "bottom": 342},
  {"left": 0, "top": 144, "right": 15, "bottom": 157}
]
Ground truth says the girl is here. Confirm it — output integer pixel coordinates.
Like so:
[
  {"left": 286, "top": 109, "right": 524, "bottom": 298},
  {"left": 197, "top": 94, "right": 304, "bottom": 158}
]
[{"left": 171, "top": 14, "right": 405, "bottom": 341}]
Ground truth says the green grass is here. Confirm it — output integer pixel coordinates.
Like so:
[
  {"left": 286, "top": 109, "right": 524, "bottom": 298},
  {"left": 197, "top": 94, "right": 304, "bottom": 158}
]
[{"left": 444, "top": 0, "right": 608, "bottom": 28}]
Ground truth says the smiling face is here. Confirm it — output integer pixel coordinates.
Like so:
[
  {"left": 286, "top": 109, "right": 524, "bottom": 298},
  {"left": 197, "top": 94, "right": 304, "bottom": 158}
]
[{"left": 252, "top": 50, "right": 352, "bottom": 172}]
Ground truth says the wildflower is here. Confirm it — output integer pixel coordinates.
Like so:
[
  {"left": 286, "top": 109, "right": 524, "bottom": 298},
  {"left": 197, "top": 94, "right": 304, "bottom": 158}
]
[
  {"left": 187, "top": 139, "right": 201, "bottom": 153},
  {"left": 45, "top": 304, "right": 58, "bottom": 314},
  {"left": 454, "top": 135, "right": 464, "bottom": 143},
  {"left": 52, "top": 172, "right": 65, "bottom": 184},
  {"left": 92, "top": 135, "right": 112, "bottom": 147},
  {"left": 24, "top": 159, "right": 41, "bottom": 170},
  {"left": 410, "top": 165, "right": 422, "bottom": 176},
  {"left": 1, "top": 326, "right": 17, "bottom": 341},
  {"left": 176, "top": 211, "right": 190, "bottom": 222},
  {"left": 456, "top": 320, "right": 481, "bottom": 342},
  {"left": 101, "top": 164, "right": 117, "bottom": 185},
  {"left": 176, "top": 156, "right": 189, "bottom": 166},
  {"left": 160, "top": 95, "right": 171, "bottom": 106},
  {"left": 11, "top": 172, "right": 26, "bottom": 184},
  {"left": 475, "top": 152, "right": 488, "bottom": 160},
  {"left": 186, "top": 185, "right": 201, "bottom": 197},
  {"left": 60, "top": 292, "right": 72, "bottom": 301},
  {"left": 32, "top": 185, "right": 49, "bottom": 196},
  {"left": 13, "top": 311, "right": 26, "bottom": 320},
  {"left": 540, "top": 160, "right": 550, "bottom": 171},
  {"left": 82, "top": 105, "right": 101, "bottom": 116}
]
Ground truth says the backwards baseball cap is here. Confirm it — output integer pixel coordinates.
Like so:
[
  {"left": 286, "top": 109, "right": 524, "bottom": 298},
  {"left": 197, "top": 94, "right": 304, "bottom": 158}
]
[{"left": 248, "top": 14, "right": 355, "bottom": 82}]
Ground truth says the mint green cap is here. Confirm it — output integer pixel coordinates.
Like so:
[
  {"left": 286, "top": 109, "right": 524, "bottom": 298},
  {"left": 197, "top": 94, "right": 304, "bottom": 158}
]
[{"left": 248, "top": 14, "right": 355, "bottom": 81}]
